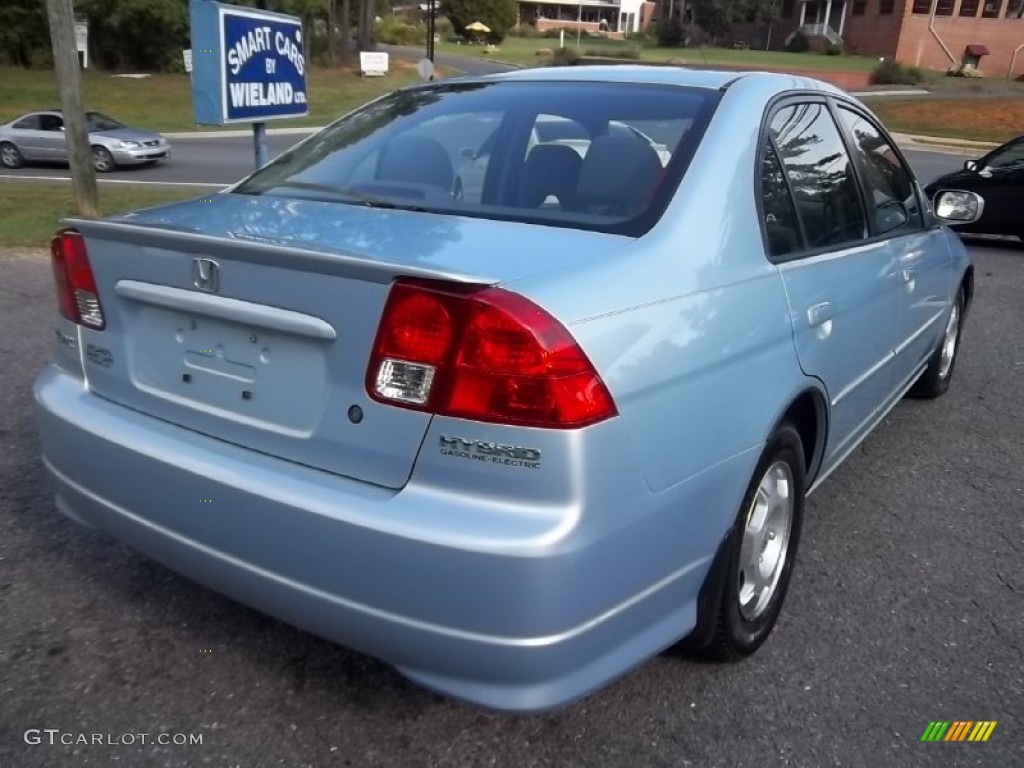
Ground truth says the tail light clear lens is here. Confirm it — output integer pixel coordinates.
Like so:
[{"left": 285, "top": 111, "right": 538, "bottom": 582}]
[
  {"left": 368, "top": 279, "right": 616, "bottom": 428},
  {"left": 50, "top": 229, "right": 105, "bottom": 330}
]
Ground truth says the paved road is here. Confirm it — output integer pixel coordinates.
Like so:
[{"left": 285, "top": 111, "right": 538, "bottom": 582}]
[{"left": 1, "top": 238, "right": 1021, "bottom": 767}]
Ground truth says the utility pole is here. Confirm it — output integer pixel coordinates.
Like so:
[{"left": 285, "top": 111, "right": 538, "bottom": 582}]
[{"left": 45, "top": 0, "right": 98, "bottom": 217}]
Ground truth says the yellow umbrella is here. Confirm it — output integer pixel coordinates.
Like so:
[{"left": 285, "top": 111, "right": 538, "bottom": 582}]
[{"left": 465, "top": 21, "right": 491, "bottom": 32}]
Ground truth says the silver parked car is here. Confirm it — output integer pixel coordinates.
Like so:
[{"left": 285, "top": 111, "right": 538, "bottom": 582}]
[{"left": 0, "top": 110, "right": 171, "bottom": 172}]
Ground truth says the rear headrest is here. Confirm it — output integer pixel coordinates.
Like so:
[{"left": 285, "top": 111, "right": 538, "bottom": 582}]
[
  {"left": 576, "top": 135, "right": 663, "bottom": 213},
  {"left": 378, "top": 133, "right": 454, "bottom": 191},
  {"left": 519, "top": 144, "right": 583, "bottom": 208}
]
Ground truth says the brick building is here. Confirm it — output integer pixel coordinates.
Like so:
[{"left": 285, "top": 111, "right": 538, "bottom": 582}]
[{"left": 773, "top": 0, "right": 1024, "bottom": 77}]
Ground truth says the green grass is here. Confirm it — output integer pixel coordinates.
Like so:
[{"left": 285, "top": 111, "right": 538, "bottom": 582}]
[
  {"left": 0, "top": 63, "right": 429, "bottom": 133},
  {"left": 439, "top": 37, "right": 880, "bottom": 72},
  {"left": 0, "top": 180, "right": 202, "bottom": 247}
]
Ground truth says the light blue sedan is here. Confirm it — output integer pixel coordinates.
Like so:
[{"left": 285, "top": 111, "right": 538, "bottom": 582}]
[{"left": 34, "top": 66, "right": 981, "bottom": 712}]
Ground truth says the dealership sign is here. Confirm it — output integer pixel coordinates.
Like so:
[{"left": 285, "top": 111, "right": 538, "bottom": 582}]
[{"left": 189, "top": 0, "right": 308, "bottom": 125}]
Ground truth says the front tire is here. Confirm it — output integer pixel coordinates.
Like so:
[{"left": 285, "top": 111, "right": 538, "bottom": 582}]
[
  {"left": 694, "top": 423, "right": 806, "bottom": 661},
  {"left": 92, "top": 146, "right": 116, "bottom": 173},
  {"left": 0, "top": 142, "right": 24, "bottom": 169},
  {"left": 908, "top": 286, "right": 964, "bottom": 399}
]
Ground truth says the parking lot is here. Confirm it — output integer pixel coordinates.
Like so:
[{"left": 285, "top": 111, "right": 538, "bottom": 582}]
[{"left": 1, "top": 231, "right": 1022, "bottom": 766}]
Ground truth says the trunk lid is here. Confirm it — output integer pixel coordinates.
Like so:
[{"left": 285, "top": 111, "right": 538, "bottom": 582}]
[{"left": 68, "top": 193, "right": 628, "bottom": 488}]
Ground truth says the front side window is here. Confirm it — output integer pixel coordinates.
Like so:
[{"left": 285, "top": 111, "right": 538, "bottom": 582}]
[
  {"left": 838, "top": 107, "right": 923, "bottom": 234},
  {"left": 234, "top": 81, "right": 717, "bottom": 236},
  {"left": 985, "top": 140, "right": 1024, "bottom": 169},
  {"left": 770, "top": 103, "right": 868, "bottom": 251},
  {"left": 39, "top": 115, "right": 64, "bottom": 132}
]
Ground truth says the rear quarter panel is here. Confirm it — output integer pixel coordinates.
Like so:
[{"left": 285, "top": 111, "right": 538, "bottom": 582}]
[{"left": 505, "top": 77, "right": 820, "bottom": 499}]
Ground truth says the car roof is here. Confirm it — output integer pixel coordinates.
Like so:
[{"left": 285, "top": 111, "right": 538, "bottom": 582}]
[{"left": 452, "top": 64, "right": 847, "bottom": 97}]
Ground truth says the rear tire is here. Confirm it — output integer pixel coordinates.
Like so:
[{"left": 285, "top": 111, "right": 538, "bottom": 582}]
[
  {"left": 0, "top": 142, "right": 24, "bottom": 169},
  {"left": 692, "top": 423, "right": 806, "bottom": 661},
  {"left": 908, "top": 286, "right": 964, "bottom": 399}
]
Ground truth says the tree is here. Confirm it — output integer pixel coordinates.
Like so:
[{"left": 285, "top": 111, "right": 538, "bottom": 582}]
[
  {"left": 0, "top": 0, "right": 50, "bottom": 67},
  {"left": 441, "top": 0, "right": 517, "bottom": 43}
]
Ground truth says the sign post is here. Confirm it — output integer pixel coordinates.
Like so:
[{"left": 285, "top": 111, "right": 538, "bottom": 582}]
[{"left": 188, "top": 0, "right": 308, "bottom": 169}]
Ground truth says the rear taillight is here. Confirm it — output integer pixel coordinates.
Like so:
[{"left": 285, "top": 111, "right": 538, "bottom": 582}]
[
  {"left": 50, "top": 229, "right": 104, "bottom": 330},
  {"left": 367, "top": 279, "right": 616, "bottom": 428}
]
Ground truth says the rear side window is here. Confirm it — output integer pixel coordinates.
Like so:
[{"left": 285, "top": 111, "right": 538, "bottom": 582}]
[
  {"left": 760, "top": 142, "right": 802, "bottom": 259},
  {"left": 234, "top": 81, "right": 719, "bottom": 236},
  {"left": 769, "top": 103, "right": 868, "bottom": 251},
  {"left": 837, "top": 107, "right": 923, "bottom": 234},
  {"left": 13, "top": 115, "right": 41, "bottom": 130}
]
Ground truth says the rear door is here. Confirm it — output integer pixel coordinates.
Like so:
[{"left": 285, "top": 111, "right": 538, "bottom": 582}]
[
  {"left": 836, "top": 104, "right": 952, "bottom": 387},
  {"left": 763, "top": 100, "right": 902, "bottom": 465}
]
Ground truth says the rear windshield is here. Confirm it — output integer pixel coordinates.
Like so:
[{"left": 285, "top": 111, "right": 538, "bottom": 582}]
[{"left": 234, "top": 80, "right": 719, "bottom": 236}]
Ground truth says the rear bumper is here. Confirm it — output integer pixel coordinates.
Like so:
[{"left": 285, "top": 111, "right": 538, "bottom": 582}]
[{"left": 34, "top": 365, "right": 746, "bottom": 711}]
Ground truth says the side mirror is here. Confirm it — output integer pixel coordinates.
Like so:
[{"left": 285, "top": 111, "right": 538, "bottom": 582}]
[
  {"left": 875, "top": 199, "right": 909, "bottom": 234},
  {"left": 933, "top": 190, "right": 985, "bottom": 224},
  {"left": 963, "top": 159, "right": 978, "bottom": 172}
]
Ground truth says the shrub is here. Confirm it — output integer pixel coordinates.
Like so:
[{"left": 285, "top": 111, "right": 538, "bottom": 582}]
[
  {"left": 550, "top": 47, "right": 581, "bottom": 66},
  {"left": 441, "top": 0, "right": 518, "bottom": 43},
  {"left": 785, "top": 30, "right": 810, "bottom": 53},
  {"left": 870, "top": 58, "right": 924, "bottom": 85},
  {"left": 656, "top": 19, "right": 685, "bottom": 47},
  {"left": 825, "top": 43, "right": 843, "bottom": 56},
  {"left": 374, "top": 17, "right": 426, "bottom": 46},
  {"left": 946, "top": 65, "right": 982, "bottom": 78},
  {"left": 508, "top": 24, "right": 541, "bottom": 38}
]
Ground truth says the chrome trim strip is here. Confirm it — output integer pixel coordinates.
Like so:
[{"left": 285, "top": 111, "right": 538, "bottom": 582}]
[
  {"left": 116, "top": 280, "right": 337, "bottom": 340},
  {"left": 893, "top": 308, "right": 945, "bottom": 357},
  {"left": 830, "top": 350, "right": 896, "bottom": 408}
]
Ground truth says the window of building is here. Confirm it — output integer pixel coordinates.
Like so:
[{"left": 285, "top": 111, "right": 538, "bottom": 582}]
[
  {"left": 959, "top": 0, "right": 979, "bottom": 15},
  {"left": 781, "top": 0, "right": 794, "bottom": 17},
  {"left": 982, "top": 0, "right": 1003, "bottom": 16},
  {"left": 853, "top": 0, "right": 867, "bottom": 13},
  {"left": 769, "top": 104, "right": 869, "bottom": 251},
  {"left": 879, "top": 0, "right": 895, "bottom": 12},
  {"left": 912, "top": 0, "right": 933, "bottom": 13},
  {"left": 1006, "top": 0, "right": 1024, "bottom": 16},
  {"left": 935, "top": 0, "right": 954, "bottom": 13}
]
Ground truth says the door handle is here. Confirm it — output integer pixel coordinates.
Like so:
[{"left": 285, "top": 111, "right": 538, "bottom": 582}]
[
  {"left": 901, "top": 268, "right": 916, "bottom": 283},
  {"left": 806, "top": 302, "right": 834, "bottom": 328}
]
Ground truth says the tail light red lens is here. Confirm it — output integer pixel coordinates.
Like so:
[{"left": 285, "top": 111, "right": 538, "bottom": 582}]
[
  {"left": 368, "top": 279, "right": 616, "bottom": 428},
  {"left": 50, "top": 229, "right": 105, "bottom": 330}
]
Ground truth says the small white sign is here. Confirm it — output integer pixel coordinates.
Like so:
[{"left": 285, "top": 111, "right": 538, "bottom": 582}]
[
  {"left": 360, "top": 51, "right": 389, "bottom": 77},
  {"left": 183, "top": 49, "right": 193, "bottom": 74},
  {"left": 74, "top": 20, "right": 88, "bottom": 68},
  {"left": 416, "top": 57, "right": 434, "bottom": 81}
]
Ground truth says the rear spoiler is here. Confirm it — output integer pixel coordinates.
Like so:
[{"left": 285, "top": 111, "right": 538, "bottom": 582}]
[{"left": 62, "top": 217, "right": 499, "bottom": 287}]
